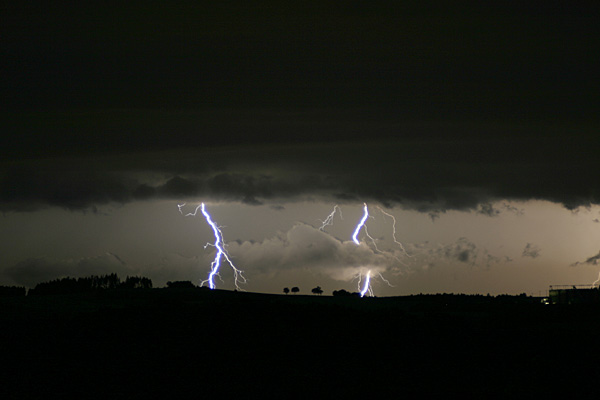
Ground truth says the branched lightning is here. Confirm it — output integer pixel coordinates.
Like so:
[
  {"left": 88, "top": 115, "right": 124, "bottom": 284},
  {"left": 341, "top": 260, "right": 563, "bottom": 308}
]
[
  {"left": 376, "top": 206, "right": 412, "bottom": 257},
  {"left": 353, "top": 269, "right": 393, "bottom": 297},
  {"left": 178, "top": 202, "right": 246, "bottom": 291},
  {"left": 319, "top": 204, "right": 343, "bottom": 231},
  {"left": 350, "top": 203, "right": 393, "bottom": 297},
  {"left": 376, "top": 271, "right": 393, "bottom": 287},
  {"left": 177, "top": 201, "right": 402, "bottom": 296},
  {"left": 363, "top": 224, "right": 381, "bottom": 252}
]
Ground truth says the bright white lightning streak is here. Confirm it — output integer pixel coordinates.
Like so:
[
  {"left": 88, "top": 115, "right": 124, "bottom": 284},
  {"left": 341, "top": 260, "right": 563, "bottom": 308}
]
[
  {"left": 351, "top": 203, "right": 375, "bottom": 297},
  {"left": 352, "top": 203, "right": 369, "bottom": 245},
  {"left": 350, "top": 203, "right": 394, "bottom": 297},
  {"left": 358, "top": 270, "right": 373, "bottom": 297},
  {"left": 319, "top": 204, "right": 343, "bottom": 231},
  {"left": 319, "top": 203, "right": 385, "bottom": 254},
  {"left": 179, "top": 203, "right": 246, "bottom": 291}
]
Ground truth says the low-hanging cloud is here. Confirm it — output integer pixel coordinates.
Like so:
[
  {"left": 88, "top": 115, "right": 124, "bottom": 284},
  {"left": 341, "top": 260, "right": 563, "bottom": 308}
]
[
  {"left": 226, "top": 223, "right": 401, "bottom": 282},
  {"left": 434, "top": 237, "right": 479, "bottom": 264},
  {"left": 1, "top": 130, "right": 598, "bottom": 214},
  {"left": 571, "top": 251, "right": 600, "bottom": 266},
  {"left": 415, "top": 237, "right": 511, "bottom": 269},
  {"left": 224, "top": 227, "right": 514, "bottom": 284}
]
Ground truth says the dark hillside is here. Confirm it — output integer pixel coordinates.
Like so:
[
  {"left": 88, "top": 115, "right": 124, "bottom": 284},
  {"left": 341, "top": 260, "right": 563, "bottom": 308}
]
[{"left": 1, "top": 289, "right": 598, "bottom": 397}]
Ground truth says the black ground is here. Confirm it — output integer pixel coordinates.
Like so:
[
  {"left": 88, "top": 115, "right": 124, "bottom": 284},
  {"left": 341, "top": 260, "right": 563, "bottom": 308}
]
[{"left": 1, "top": 289, "right": 599, "bottom": 398}]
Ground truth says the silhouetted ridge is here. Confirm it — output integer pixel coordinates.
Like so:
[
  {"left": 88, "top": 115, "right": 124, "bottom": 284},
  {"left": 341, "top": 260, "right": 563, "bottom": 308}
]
[
  {"left": 166, "top": 280, "right": 196, "bottom": 289},
  {"left": 0, "top": 285, "right": 26, "bottom": 297}
]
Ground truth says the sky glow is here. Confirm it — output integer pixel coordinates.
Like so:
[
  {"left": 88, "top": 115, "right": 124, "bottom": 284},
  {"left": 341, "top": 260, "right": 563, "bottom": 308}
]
[{"left": 1, "top": 199, "right": 599, "bottom": 296}]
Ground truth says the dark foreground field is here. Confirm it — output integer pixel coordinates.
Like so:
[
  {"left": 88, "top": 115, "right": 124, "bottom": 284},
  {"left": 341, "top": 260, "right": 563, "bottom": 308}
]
[{"left": 1, "top": 289, "right": 599, "bottom": 398}]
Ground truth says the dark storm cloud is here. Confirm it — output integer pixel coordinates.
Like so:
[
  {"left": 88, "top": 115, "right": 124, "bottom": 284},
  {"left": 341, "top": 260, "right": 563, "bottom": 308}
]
[
  {"left": 3, "top": 2, "right": 598, "bottom": 118},
  {"left": 0, "top": 126, "right": 599, "bottom": 213},
  {"left": 1, "top": 2, "right": 599, "bottom": 213},
  {"left": 477, "top": 203, "right": 501, "bottom": 217},
  {"left": 502, "top": 203, "right": 525, "bottom": 216},
  {"left": 0, "top": 165, "right": 134, "bottom": 211}
]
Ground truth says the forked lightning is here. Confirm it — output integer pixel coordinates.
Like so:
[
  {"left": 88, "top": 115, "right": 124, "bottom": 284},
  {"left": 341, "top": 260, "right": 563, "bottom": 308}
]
[{"left": 179, "top": 203, "right": 246, "bottom": 290}]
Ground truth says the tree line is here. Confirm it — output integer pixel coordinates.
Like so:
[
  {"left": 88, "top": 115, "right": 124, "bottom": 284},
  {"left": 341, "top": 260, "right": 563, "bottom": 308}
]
[
  {"left": 0, "top": 276, "right": 215, "bottom": 297},
  {"left": 0, "top": 285, "right": 26, "bottom": 297},
  {"left": 27, "top": 274, "right": 153, "bottom": 296},
  {"left": 283, "top": 286, "right": 355, "bottom": 296}
]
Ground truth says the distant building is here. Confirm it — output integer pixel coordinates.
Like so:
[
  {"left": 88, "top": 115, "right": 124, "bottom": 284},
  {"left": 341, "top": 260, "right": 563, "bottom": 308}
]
[{"left": 548, "top": 285, "right": 600, "bottom": 304}]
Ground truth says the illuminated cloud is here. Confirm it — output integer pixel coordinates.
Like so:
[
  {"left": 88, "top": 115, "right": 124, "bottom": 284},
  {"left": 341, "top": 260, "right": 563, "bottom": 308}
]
[{"left": 227, "top": 223, "right": 398, "bottom": 282}]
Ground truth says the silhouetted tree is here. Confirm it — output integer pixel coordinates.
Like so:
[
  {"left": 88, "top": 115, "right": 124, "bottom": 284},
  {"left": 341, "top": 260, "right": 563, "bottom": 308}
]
[
  {"left": 311, "top": 286, "right": 323, "bottom": 295},
  {"left": 30, "top": 277, "right": 86, "bottom": 295},
  {"left": 291, "top": 287, "right": 299, "bottom": 294},
  {"left": 91, "top": 273, "right": 121, "bottom": 290},
  {"left": 121, "top": 276, "right": 153, "bottom": 289},
  {"left": 283, "top": 287, "right": 290, "bottom": 295}
]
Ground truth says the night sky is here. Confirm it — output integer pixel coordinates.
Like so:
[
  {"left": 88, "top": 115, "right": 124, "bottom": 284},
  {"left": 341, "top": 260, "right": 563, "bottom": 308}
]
[{"left": 2, "top": 1, "right": 600, "bottom": 295}]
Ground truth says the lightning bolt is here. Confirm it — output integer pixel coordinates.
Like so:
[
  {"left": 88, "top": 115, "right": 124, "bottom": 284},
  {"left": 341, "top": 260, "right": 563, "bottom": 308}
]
[
  {"left": 178, "top": 203, "right": 246, "bottom": 291},
  {"left": 319, "top": 204, "right": 343, "bottom": 231},
  {"left": 592, "top": 271, "right": 600, "bottom": 288},
  {"left": 352, "top": 203, "right": 369, "bottom": 244},
  {"left": 376, "top": 271, "right": 392, "bottom": 287},
  {"left": 376, "top": 206, "right": 412, "bottom": 257},
  {"left": 348, "top": 203, "right": 397, "bottom": 297},
  {"left": 362, "top": 224, "right": 384, "bottom": 252},
  {"left": 358, "top": 270, "right": 373, "bottom": 297},
  {"left": 351, "top": 203, "right": 377, "bottom": 297}
]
